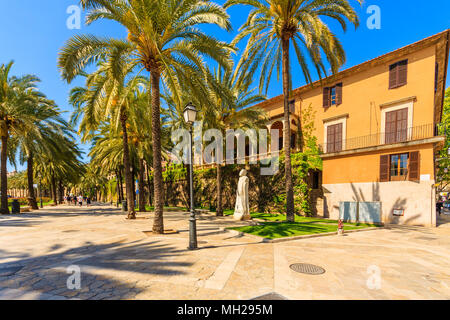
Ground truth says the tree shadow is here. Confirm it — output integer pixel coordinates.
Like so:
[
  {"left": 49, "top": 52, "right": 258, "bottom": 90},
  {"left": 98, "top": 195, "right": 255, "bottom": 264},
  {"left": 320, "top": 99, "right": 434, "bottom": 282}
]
[{"left": 0, "top": 238, "right": 193, "bottom": 300}]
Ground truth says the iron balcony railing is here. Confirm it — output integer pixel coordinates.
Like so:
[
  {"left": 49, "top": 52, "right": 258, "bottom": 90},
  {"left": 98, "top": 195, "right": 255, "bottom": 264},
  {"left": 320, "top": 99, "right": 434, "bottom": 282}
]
[{"left": 319, "top": 123, "right": 447, "bottom": 154}]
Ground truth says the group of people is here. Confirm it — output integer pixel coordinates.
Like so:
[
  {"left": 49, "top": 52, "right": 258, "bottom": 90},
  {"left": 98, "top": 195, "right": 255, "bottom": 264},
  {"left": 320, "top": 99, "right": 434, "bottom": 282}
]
[{"left": 64, "top": 195, "right": 91, "bottom": 207}]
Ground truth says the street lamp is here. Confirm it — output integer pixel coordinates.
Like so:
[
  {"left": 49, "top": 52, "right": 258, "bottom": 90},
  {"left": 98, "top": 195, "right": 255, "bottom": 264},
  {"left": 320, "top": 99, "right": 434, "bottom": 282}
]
[{"left": 184, "top": 102, "right": 198, "bottom": 250}]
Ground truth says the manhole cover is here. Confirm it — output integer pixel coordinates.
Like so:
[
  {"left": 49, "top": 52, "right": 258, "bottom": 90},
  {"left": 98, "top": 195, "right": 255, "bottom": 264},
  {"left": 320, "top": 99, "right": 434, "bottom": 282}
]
[
  {"left": 252, "top": 292, "right": 288, "bottom": 300},
  {"left": 0, "top": 266, "right": 23, "bottom": 277},
  {"left": 289, "top": 263, "right": 325, "bottom": 275}
]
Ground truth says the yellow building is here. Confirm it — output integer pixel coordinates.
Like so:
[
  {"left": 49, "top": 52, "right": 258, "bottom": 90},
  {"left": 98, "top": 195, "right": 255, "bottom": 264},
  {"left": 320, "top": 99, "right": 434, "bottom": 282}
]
[{"left": 254, "top": 30, "right": 450, "bottom": 227}]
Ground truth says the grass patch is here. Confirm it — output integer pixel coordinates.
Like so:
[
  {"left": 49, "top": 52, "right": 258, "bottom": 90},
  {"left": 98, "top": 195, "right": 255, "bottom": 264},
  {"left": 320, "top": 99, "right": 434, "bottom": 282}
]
[
  {"left": 224, "top": 210, "right": 381, "bottom": 239},
  {"left": 229, "top": 221, "right": 375, "bottom": 239}
]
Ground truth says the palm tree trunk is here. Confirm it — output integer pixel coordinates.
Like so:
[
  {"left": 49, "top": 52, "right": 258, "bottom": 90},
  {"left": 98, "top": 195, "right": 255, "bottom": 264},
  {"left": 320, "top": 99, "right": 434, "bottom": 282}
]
[
  {"left": 120, "top": 108, "right": 136, "bottom": 219},
  {"left": 281, "top": 37, "right": 295, "bottom": 222},
  {"left": 51, "top": 173, "right": 57, "bottom": 205},
  {"left": 26, "top": 152, "right": 38, "bottom": 210},
  {"left": 150, "top": 71, "right": 164, "bottom": 234},
  {"left": 119, "top": 168, "right": 124, "bottom": 202},
  {"left": 115, "top": 169, "right": 122, "bottom": 203},
  {"left": 216, "top": 163, "right": 223, "bottom": 216},
  {"left": 1, "top": 135, "right": 9, "bottom": 214},
  {"left": 58, "top": 180, "right": 64, "bottom": 204},
  {"left": 138, "top": 158, "right": 146, "bottom": 212},
  {"left": 146, "top": 164, "right": 153, "bottom": 206},
  {"left": 131, "top": 165, "right": 136, "bottom": 208}
]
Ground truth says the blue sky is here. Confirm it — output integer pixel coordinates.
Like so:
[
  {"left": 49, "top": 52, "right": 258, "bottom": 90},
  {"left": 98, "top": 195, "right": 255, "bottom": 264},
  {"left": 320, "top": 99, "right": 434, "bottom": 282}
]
[{"left": 1, "top": 0, "right": 449, "bottom": 171}]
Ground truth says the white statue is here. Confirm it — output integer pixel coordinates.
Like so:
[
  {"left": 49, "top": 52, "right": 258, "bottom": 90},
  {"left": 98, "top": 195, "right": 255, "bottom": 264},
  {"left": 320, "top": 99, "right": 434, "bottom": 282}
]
[{"left": 234, "top": 169, "right": 251, "bottom": 221}]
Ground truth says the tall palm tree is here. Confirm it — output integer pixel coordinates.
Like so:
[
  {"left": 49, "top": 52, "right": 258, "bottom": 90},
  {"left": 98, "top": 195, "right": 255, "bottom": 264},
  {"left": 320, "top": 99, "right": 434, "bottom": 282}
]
[
  {"left": 59, "top": 0, "right": 234, "bottom": 233},
  {"left": 0, "top": 61, "right": 47, "bottom": 214},
  {"left": 69, "top": 55, "right": 146, "bottom": 219},
  {"left": 11, "top": 94, "right": 73, "bottom": 209},
  {"left": 225, "top": 0, "right": 360, "bottom": 221}
]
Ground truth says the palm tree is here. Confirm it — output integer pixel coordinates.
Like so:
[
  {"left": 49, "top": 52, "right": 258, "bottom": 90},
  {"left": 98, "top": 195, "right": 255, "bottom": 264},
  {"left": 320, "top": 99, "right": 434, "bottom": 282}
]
[
  {"left": 203, "top": 68, "right": 267, "bottom": 216},
  {"left": 0, "top": 61, "right": 48, "bottom": 214},
  {"left": 225, "top": 0, "right": 360, "bottom": 221},
  {"left": 11, "top": 94, "right": 73, "bottom": 209},
  {"left": 59, "top": 0, "right": 234, "bottom": 233},
  {"left": 69, "top": 55, "right": 146, "bottom": 219}
]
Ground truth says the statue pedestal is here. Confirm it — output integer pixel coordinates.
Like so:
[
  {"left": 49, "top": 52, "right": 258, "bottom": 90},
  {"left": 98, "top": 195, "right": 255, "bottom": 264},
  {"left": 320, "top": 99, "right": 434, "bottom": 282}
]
[{"left": 233, "top": 213, "right": 252, "bottom": 221}]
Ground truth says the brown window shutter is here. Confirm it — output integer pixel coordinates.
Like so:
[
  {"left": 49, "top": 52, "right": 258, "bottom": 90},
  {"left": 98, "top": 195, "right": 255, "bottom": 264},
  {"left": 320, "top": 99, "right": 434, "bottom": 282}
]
[
  {"left": 323, "top": 87, "right": 330, "bottom": 108},
  {"left": 335, "top": 123, "right": 343, "bottom": 152},
  {"left": 389, "top": 63, "right": 398, "bottom": 89},
  {"left": 336, "top": 83, "right": 343, "bottom": 105},
  {"left": 408, "top": 151, "right": 420, "bottom": 181},
  {"left": 397, "top": 60, "right": 408, "bottom": 87},
  {"left": 380, "top": 155, "right": 389, "bottom": 182}
]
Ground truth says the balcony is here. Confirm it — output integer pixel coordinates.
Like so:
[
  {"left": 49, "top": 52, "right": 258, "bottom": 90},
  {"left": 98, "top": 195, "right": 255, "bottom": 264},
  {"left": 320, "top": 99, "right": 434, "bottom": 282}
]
[{"left": 319, "top": 123, "right": 447, "bottom": 155}]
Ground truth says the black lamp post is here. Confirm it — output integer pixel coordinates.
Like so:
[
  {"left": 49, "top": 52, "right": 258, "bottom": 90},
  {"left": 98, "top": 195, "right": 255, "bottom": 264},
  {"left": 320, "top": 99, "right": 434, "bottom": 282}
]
[{"left": 184, "top": 102, "right": 198, "bottom": 250}]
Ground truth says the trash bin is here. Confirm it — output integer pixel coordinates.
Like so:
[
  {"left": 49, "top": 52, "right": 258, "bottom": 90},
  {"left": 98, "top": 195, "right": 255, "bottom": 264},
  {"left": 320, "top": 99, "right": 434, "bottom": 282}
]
[
  {"left": 11, "top": 199, "right": 20, "bottom": 214},
  {"left": 122, "top": 200, "right": 127, "bottom": 212}
]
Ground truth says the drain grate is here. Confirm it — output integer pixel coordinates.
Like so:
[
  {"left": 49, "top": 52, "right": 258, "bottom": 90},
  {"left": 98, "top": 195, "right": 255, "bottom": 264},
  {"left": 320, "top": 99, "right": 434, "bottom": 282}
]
[{"left": 290, "top": 263, "right": 325, "bottom": 275}]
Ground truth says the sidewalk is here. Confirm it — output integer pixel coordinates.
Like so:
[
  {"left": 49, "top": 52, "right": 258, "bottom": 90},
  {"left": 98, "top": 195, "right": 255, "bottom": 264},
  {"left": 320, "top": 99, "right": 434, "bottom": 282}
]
[{"left": 0, "top": 204, "right": 449, "bottom": 300}]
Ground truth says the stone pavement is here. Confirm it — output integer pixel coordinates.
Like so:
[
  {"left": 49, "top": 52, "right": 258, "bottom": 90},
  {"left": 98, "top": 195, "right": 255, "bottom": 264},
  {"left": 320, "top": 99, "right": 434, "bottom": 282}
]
[{"left": 0, "top": 204, "right": 449, "bottom": 300}]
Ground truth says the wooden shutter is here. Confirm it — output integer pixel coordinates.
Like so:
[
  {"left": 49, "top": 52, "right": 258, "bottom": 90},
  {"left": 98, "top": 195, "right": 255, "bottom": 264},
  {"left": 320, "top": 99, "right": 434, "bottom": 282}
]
[
  {"left": 389, "top": 63, "right": 398, "bottom": 89},
  {"left": 397, "top": 60, "right": 408, "bottom": 87},
  {"left": 408, "top": 151, "right": 420, "bottom": 181},
  {"left": 385, "top": 110, "right": 397, "bottom": 144},
  {"left": 327, "top": 125, "right": 335, "bottom": 153},
  {"left": 335, "top": 123, "right": 343, "bottom": 152},
  {"left": 397, "top": 108, "right": 408, "bottom": 142},
  {"left": 335, "top": 83, "right": 343, "bottom": 105},
  {"left": 327, "top": 123, "right": 343, "bottom": 153},
  {"left": 323, "top": 87, "right": 330, "bottom": 108},
  {"left": 380, "top": 155, "right": 389, "bottom": 182}
]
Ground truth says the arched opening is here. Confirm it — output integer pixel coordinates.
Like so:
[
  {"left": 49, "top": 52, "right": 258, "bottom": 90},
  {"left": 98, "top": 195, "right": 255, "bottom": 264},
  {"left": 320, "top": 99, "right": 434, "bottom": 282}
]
[{"left": 271, "top": 121, "right": 283, "bottom": 151}]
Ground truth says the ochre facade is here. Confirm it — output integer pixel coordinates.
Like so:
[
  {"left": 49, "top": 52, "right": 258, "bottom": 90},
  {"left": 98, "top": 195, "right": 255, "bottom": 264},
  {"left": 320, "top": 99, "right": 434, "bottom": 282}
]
[{"left": 254, "top": 30, "right": 450, "bottom": 227}]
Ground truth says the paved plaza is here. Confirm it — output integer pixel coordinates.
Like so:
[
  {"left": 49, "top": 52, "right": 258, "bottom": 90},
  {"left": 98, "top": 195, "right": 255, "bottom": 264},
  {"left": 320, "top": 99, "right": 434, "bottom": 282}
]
[{"left": 0, "top": 204, "right": 449, "bottom": 300}]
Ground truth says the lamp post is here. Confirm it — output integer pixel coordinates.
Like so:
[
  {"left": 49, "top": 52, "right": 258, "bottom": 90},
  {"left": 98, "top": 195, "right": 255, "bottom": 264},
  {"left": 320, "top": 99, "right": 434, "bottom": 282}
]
[{"left": 184, "top": 102, "right": 198, "bottom": 250}]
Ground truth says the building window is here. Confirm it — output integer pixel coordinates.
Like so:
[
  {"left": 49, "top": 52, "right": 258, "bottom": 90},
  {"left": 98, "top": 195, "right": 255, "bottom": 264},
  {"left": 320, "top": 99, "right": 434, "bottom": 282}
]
[
  {"left": 379, "top": 151, "right": 420, "bottom": 182},
  {"left": 326, "top": 123, "right": 343, "bottom": 153},
  {"left": 330, "top": 87, "right": 336, "bottom": 105},
  {"left": 291, "top": 133, "right": 296, "bottom": 149},
  {"left": 289, "top": 99, "right": 295, "bottom": 113},
  {"left": 390, "top": 153, "right": 409, "bottom": 181},
  {"left": 385, "top": 107, "right": 408, "bottom": 144},
  {"left": 323, "top": 83, "right": 342, "bottom": 107},
  {"left": 389, "top": 59, "right": 408, "bottom": 89}
]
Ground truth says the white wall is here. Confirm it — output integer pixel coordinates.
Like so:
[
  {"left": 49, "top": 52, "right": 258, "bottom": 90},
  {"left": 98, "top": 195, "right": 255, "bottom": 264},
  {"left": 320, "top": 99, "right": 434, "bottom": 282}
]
[{"left": 323, "top": 180, "right": 435, "bottom": 227}]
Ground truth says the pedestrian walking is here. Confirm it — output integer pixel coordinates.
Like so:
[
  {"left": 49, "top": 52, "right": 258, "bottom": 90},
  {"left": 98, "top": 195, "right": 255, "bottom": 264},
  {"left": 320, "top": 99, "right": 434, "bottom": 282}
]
[
  {"left": 78, "top": 195, "right": 83, "bottom": 207},
  {"left": 87, "top": 197, "right": 91, "bottom": 207}
]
